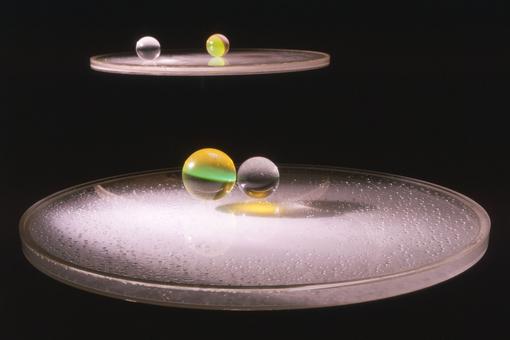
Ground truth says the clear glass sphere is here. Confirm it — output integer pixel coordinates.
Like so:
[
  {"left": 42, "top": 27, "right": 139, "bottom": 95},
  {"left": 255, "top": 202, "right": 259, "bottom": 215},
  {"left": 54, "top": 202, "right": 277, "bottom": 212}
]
[
  {"left": 238, "top": 157, "right": 280, "bottom": 199},
  {"left": 136, "top": 36, "right": 161, "bottom": 60}
]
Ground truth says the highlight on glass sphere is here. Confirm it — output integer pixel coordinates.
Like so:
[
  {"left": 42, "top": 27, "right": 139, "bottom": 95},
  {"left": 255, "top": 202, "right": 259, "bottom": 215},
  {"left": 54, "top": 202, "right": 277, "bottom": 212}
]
[
  {"left": 182, "top": 148, "right": 236, "bottom": 200},
  {"left": 206, "top": 33, "right": 230, "bottom": 57},
  {"left": 135, "top": 36, "right": 161, "bottom": 60},
  {"left": 237, "top": 157, "right": 280, "bottom": 199}
]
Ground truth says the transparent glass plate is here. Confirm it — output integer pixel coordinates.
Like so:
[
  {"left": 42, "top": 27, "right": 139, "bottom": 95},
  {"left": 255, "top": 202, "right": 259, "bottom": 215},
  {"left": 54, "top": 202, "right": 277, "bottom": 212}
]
[
  {"left": 90, "top": 49, "right": 330, "bottom": 76},
  {"left": 20, "top": 166, "right": 490, "bottom": 310}
]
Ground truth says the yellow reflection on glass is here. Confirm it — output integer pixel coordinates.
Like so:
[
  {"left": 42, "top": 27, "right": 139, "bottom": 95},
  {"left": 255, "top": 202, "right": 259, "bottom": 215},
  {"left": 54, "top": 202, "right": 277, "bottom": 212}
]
[
  {"left": 218, "top": 201, "right": 282, "bottom": 217},
  {"left": 208, "top": 57, "right": 228, "bottom": 67}
]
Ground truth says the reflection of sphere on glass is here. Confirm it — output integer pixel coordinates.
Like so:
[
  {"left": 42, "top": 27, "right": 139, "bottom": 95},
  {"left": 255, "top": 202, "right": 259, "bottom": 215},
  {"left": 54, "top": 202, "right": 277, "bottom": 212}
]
[
  {"left": 136, "top": 36, "right": 161, "bottom": 60},
  {"left": 208, "top": 57, "right": 228, "bottom": 67},
  {"left": 182, "top": 148, "right": 236, "bottom": 200},
  {"left": 206, "top": 33, "right": 230, "bottom": 57},
  {"left": 238, "top": 157, "right": 280, "bottom": 199}
]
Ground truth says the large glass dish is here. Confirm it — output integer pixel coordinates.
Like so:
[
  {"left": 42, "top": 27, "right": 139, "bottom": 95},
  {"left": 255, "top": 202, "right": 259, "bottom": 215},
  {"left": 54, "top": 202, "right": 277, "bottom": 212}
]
[{"left": 20, "top": 166, "right": 490, "bottom": 310}]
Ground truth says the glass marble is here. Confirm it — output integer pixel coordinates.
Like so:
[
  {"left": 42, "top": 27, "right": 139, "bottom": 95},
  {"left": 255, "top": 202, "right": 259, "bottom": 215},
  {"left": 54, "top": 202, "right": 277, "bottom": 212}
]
[
  {"left": 182, "top": 148, "right": 236, "bottom": 200},
  {"left": 238, "top": 157, "right": 280, "bottom": 199},
  {"left": 136, "top": 36, "right": 161, "bottom": 60},
  {"left": 206, "top": 34, "right": 230, "bottom": 57}
]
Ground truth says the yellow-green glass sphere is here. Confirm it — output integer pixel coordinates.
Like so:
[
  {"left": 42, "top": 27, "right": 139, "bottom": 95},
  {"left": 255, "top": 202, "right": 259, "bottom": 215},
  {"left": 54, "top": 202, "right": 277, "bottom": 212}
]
[
  {"left": 206, "top": 34, "right": 230, "bottom": 57},
  {"left": 182, "top": 148, "right": 236, "bottom": 200}
]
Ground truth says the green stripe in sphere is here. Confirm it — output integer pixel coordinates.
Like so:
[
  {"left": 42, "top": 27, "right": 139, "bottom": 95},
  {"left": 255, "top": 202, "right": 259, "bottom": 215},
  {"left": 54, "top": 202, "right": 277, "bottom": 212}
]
[{"left": 182, "top": 148, "right": 236, "bottom": 200}]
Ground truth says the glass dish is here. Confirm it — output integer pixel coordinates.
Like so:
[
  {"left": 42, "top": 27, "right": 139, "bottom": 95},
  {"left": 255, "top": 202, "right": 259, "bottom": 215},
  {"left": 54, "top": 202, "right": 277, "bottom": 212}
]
[
  {"left": 20, "top": 166, "right": 490, "bottom": 310},
  {"left": 90, "top": 49, "right": 330, "bottom": 76}
]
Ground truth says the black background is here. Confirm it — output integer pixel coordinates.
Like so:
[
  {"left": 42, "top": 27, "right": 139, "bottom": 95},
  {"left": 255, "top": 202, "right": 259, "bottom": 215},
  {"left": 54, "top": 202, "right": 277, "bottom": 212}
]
[{"left": 3, "top": 1, "right": 509, "bottom": 338}]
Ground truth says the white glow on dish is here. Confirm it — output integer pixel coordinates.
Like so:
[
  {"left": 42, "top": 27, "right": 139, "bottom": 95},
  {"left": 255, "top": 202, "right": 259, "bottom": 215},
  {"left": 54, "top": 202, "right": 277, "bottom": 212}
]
[{"left": 31, "top": 176, "right": 481, "bottom": 287}]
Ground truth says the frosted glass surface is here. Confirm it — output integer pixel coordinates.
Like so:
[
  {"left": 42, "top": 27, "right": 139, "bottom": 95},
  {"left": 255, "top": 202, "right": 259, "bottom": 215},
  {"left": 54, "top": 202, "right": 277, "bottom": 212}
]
[
  {"left": 20, "top": 166, "right": 489, "bottom": 310},
  {"left": 90, "top": 49, "right": 330, "bottom": 76}
]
